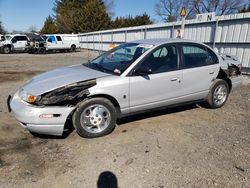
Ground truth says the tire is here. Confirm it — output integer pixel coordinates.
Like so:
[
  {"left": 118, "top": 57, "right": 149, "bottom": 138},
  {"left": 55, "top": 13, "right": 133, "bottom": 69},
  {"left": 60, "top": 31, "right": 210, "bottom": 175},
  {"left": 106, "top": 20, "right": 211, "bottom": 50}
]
[
  {"left": 3, "top": 46, "right": 10, "bottom": 54},
  {"left": 206, "top": 79, "right": 229, "bottom": 109},
  {"left": 38, "top": 47, "right": 46, "bottom": 54},
  {"left": 70, "top": 45, "right": 76, "bottom": 52},
  {"left": 73, "top": 98, "right": 117, "bottom": 138}
]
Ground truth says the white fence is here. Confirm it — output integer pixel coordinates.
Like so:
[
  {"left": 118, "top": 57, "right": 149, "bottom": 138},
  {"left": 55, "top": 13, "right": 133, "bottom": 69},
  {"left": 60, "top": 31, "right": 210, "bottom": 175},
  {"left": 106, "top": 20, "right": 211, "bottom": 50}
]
[{"left": 78, "top": 12, "right": 250, "bottom": 73}]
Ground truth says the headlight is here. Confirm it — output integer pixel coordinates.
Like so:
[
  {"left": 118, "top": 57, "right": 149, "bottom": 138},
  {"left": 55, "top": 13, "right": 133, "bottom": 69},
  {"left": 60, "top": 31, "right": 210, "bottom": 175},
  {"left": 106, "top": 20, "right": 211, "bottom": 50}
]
[{"left": 19, "top": 89, "right": 37, "bottom": 103}]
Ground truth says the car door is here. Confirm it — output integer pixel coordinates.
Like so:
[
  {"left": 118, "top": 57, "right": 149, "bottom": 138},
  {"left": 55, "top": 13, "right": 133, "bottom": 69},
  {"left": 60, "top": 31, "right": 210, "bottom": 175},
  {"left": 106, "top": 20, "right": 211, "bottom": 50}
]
[
  {"left": 129, "top": 44, "right": 183, "bottom": 113},
  {"left": 55, "top": 36, "right": 64, "bottom": 49},
  {"left": 19, "top": 36, "right": 28, "bottom": 50},
  {"left": 46, "top": 35, "right": 57, "bottom": 50},
  {"left": 179, "top": 43, "right": 220, "bottom": 101},
  {"left": 11, "top": 36, "right": 23, "bottom": 50}
]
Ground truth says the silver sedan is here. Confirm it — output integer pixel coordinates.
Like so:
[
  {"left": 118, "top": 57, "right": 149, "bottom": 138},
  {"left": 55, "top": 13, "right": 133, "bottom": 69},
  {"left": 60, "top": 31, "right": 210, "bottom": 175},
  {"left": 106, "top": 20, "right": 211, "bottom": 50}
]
[{"left": 8, "top": 39, "right": 243, "bottom": 138}]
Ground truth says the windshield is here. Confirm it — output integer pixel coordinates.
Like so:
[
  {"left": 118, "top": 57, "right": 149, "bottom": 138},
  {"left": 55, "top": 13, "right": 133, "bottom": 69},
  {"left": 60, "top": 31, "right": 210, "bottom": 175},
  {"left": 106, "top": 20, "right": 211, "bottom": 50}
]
[
  {"left": 41, "top": 35, "right": 48, "bottom": 40},
  {"left": 5, "top": 35, "right": 11, "bottom": 40},
  {"left": 27, "top": 34, "right": 44, "bottom": 41},
  {"left": 86, "top": 43, "right": 153, "bottom": 75}
]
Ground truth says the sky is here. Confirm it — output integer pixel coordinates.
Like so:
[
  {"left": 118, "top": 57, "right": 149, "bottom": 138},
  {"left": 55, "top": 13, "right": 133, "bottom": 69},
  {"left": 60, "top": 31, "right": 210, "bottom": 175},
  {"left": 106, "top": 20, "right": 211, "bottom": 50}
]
[{"left": 0, "top": 0, "right": 160, "bottom": 32}]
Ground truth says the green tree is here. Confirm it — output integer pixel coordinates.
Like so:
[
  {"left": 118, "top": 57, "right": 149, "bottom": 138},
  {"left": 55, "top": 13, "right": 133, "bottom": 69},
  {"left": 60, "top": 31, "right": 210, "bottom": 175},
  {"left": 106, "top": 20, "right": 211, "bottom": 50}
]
[
  {"left": 40, "top": 16, "right": 57, "bottom": 34},
  {"left": 79, "top": 0, "right": 112, "bottom": 32},
  {"left": 54, "top": 0, "right": 111, "bottom": 33},
  {"left": 112, "top": 13, "right": 153, "bottom": 28}
]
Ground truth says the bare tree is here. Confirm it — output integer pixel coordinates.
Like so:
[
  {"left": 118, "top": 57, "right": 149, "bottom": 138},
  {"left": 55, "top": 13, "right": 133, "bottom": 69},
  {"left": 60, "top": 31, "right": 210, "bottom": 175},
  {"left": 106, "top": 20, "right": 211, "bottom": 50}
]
[
  {"left": 155, "top": 0, "right": 247, "bottom": 22},
  {"left": 103, "top": 0, "right": 115, "bottom": 18},
  {"left": 155, "top": 0, "right": 195, "bottom": 22},
  {"left": 193, "top": 0, "right": 245, "bottom": 15},
  {"left": 0, "top": 20, "right": 5, "bottom": 34},
  {"left": 28, "top": 25, "right": 38, "bottom": 33}
]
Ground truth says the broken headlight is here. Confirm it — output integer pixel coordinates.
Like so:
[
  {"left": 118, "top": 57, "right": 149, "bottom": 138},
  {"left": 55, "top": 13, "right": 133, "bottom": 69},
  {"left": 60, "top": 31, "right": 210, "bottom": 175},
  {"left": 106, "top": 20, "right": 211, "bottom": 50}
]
[
  {"left": 19, "top": 89, "right": 39, "bottom": 104},
  {"left": 36, "top": 79, "right": 96, "bottom": 106}
]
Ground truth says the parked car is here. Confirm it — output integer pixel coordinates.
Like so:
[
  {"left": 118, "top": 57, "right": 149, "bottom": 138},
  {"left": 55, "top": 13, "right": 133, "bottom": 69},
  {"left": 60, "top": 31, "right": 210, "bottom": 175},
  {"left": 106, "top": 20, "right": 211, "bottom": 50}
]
[
  {"left": 8, "top": 39, "right": 243, "bottom": 138},
  {"left": 45, "top": 34, "right": 80, "bottom": 52},
  {"left": 1, "top": 34, "right": 29, "bottom": 54},
  {"left": 26, "top": 33, "right": 46, "bottom": 54}
]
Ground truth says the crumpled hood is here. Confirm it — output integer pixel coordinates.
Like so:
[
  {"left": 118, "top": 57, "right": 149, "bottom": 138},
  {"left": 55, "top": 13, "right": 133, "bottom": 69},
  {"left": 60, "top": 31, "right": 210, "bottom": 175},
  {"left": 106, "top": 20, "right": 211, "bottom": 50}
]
[{"left": 22, "top": 64, "right": 110, "bottom": 95}]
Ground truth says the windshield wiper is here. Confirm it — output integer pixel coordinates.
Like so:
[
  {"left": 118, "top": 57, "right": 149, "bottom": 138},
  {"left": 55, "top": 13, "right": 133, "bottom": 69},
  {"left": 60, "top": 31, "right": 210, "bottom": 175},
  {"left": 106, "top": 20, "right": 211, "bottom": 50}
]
[{"left": 92, "top": 63, "right": 106, "bottom": 72}]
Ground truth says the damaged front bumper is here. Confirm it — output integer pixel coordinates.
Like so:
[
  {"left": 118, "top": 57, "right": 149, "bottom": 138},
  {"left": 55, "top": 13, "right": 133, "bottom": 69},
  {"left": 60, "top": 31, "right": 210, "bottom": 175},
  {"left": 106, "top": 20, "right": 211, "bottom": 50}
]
[{"left": 9, "top": 91, "right": 75, "bottom": 136}]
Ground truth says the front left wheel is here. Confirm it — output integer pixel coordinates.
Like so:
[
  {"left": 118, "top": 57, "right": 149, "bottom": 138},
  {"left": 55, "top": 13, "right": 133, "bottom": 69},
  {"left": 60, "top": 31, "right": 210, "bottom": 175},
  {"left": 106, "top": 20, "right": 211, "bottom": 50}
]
[{"left": 73, "top": 98, "right": 117, "bottom": 138}]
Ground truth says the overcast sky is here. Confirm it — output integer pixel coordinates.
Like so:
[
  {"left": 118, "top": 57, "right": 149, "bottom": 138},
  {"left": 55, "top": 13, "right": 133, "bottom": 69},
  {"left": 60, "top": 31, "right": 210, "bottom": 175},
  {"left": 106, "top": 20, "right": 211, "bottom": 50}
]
[{"left": 0, "top": 0, "right": 160, "bottom": 32}]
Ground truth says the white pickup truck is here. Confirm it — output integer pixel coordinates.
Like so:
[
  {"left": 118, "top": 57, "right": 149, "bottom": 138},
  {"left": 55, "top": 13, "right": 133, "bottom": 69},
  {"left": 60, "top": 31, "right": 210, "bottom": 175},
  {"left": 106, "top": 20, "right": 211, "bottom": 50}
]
[
  {"left": 46, "top": 34, "right": 80, "bottom": 52},
  {"left": 0, "top": 34, "right": 29, "bottom": 53}
]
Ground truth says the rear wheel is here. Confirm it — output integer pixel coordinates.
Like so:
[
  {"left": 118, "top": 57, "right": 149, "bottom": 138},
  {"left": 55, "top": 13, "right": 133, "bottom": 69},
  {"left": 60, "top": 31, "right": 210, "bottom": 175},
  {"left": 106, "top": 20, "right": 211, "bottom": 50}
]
[
  {"left": 206, "top": 79, "right": 229, "bottom": 109},
  {"left": 73, "top": 98, "right": 117, "bottom": 138},
  {"left": 70, "top": 45, "right": 76, "bottom": 52},
  {"left": 3, "top": 46, "right": 10, "bottom": 54}
]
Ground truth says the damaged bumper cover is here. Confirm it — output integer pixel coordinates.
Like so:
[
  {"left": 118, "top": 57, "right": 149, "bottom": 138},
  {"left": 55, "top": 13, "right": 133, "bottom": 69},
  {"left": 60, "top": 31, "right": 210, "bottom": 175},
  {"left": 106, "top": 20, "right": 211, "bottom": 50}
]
[{"left": 10, "top": 90, "right": 75, "bottom": 136}]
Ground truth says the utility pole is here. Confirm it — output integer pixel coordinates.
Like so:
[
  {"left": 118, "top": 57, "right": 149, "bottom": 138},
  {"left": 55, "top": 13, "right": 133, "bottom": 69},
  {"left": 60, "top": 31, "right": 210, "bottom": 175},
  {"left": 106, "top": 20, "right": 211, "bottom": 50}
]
[{"left": 180, "top": 7, "right": 186, "bottom": 38}]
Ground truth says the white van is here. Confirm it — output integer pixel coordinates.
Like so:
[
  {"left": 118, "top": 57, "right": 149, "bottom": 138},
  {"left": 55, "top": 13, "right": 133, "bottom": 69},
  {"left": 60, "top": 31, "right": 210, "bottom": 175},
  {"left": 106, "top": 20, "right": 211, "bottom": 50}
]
[{"left": 46, "top": 34, "right": 80, "bottom": 52}]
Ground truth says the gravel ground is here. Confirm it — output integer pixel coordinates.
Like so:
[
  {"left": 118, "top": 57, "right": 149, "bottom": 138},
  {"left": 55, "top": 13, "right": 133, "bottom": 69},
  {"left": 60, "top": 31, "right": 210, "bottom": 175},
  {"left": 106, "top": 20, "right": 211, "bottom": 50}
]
[{"left": 0, "top": 51, "right": 249, "bottom": 188}]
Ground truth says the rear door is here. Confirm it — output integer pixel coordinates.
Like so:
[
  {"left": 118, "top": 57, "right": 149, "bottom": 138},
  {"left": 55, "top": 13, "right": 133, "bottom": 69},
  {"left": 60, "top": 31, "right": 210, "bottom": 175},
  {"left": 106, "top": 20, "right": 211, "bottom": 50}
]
[
  {"left": 179, "top": 43, "right": 220, "bottom": 101},
  {"left": 129, "top": 44, "right": 183, "bottom": 112},
  {"left": 56, "top": 36, "right": 64, "bottom": 49},
  {"left": 12, "top": 36, "right": 28, "bottom": 51}
]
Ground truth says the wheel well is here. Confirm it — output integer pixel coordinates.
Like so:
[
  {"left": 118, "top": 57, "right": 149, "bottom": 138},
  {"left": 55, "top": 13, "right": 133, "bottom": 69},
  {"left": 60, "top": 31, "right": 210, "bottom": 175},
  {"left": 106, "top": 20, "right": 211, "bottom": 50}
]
[
  {"left": 4, "top": 44, "right": 11, "bottom": 48},
  {"left": 216, "top": 68, "right": 232, "bottom": 91},
  {"left": 88, "top": 94, "right": 122, "bottom": 118},
  {"left": 71, "top": 44, "right": 76, "bottom": 47}
]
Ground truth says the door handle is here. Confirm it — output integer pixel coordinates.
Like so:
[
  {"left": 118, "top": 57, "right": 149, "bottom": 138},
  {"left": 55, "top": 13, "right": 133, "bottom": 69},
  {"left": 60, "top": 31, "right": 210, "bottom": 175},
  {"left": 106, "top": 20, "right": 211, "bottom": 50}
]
[
  {"left": 171, "top": 78, "right": 179, "bottom": 82},
  {"left": 209, "top": 72, "right": 214, "bottom": 75}
]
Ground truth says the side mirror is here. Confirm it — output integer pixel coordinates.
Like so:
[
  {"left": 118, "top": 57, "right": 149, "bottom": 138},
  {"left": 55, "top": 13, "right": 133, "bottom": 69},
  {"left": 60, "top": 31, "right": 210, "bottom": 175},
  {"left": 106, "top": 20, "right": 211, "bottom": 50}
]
[{"left": 134, "top": 66, "right": 152, "bottom": 76}]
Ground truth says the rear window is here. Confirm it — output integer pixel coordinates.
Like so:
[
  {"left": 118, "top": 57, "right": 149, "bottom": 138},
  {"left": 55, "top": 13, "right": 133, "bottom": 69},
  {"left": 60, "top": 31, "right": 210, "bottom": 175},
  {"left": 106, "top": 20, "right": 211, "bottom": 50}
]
[
  {"left": 181, "top": 44, "right": 217, "bottom": 68},
  {"left": 16, "top": 36, "right": 28, "bottom": 41}
]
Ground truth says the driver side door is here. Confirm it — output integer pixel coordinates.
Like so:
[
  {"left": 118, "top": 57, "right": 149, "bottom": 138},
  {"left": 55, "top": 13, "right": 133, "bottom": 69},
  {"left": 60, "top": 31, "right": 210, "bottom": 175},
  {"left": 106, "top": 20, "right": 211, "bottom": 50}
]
[{"left": 129, "top": 44, "right": 183, "bottom": 113}]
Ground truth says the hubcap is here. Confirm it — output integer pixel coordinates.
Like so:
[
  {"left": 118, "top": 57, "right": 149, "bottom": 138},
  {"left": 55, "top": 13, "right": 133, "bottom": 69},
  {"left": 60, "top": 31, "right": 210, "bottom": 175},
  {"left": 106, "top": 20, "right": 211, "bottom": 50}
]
[
  {"left": 213, "top": 84, "right": 227, "bottom": 106},
  {"left": 80, "top": 104, "right": 111, "bottom": 134},
  {"left": 4, "top": 47, "right": 10, "bottom": 53}
]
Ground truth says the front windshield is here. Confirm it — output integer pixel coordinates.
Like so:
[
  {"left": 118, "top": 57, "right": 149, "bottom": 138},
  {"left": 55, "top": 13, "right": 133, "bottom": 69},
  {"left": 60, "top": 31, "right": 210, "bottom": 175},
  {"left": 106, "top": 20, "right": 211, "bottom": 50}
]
[
  {"left": 86, "top": 43, "right": 153, "bottom": 75},
  {"left": 27, "top": 34, "right": 44, "bottom": 41},
  {"left": 5, "top": 35, "right": 11, "bottom": 40}
]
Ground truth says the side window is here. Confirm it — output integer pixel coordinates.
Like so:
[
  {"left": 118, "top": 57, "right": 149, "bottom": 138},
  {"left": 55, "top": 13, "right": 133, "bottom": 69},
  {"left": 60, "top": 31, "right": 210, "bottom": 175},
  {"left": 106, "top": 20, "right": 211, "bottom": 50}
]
[
  {"left": 48, "top": 36, "right": 56, "bottom": 43},
  {"left": 206, "top": 48, "right": 218, "bottom": 64},
  {"left": 14, "top": 36, "right": 22, "bottom": 41},
  {"left": 56, "top": 36, "right": 62, "bottom": 41},
  {"left": 11, "top": 36, "right": 17, "bottom": 43},
  {"left": 138, "top": 45, "right": 178, "bottom": 74},
  {"left": 182, "top": 44, "right": 216, "bottom": 68},
  {"left": 18, "top": 36, "right": 28, "bottom": 41}
]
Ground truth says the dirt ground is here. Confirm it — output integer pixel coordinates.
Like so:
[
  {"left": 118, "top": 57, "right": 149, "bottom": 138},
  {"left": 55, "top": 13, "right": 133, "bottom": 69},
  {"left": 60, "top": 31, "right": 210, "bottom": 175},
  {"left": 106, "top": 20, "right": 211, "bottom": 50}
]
[{"left": 0, "top": 51, "right": 249, "bottom": 188}]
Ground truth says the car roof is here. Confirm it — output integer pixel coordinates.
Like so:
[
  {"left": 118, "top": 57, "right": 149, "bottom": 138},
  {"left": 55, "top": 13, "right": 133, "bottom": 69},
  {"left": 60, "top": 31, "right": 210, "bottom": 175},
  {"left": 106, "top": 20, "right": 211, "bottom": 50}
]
[{"left": 132, "top": 38, "right": 204, "bottom": 46}]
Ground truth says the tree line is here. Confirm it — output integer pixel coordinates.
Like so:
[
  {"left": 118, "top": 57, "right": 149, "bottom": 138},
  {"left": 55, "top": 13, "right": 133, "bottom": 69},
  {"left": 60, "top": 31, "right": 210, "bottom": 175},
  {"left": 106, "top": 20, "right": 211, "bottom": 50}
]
[
  {"left": 0, "top": 0, "right": 249, "bottom": 34},
  {"left": 40, "top": 0, "right": 152, "bottom": 34}
]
